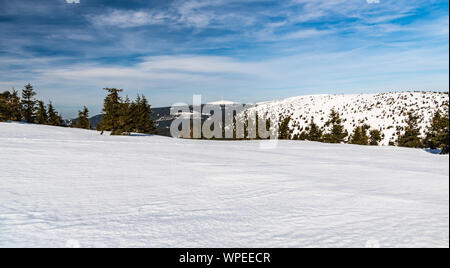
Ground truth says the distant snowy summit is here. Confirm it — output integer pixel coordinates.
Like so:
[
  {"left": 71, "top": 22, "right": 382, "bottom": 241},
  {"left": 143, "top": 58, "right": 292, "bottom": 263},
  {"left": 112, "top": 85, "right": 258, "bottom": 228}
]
[
  {"left": 246, "top": 91, "right": 448, "bottom": 146},
  {"left": 207, "top": 100, "right": 238, "bottom": 105}
]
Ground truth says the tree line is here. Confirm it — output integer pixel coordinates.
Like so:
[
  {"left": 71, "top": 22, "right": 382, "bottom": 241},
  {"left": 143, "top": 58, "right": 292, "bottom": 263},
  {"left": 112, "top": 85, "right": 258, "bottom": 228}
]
[
  {"left": 1, "top": 85, "right": 156, "bottom": 136},
  {"left": 275, "top": 108, "right": 449, "bottom": 154},
  {"left": 70, "top": 88, "right": 156, "bottom": 135},
  {"left": 0, "top": 84, "right": 63, "bottom": 126},
  {"left": 97, "top": 88, "right": 155, "bottom": 135},
  {"left": 178, "top": 105, "right": 448, "bottom": 154}
]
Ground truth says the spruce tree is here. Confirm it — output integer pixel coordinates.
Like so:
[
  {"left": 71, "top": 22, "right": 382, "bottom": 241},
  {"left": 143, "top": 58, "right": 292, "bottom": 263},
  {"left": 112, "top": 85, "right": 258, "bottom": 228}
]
[
  {"left": 424, "top": 110, "right": 449, "bottom": 154},
  {"left": 298, "top": 131, "right": 308, "bottom": 140},
  {"left": 0, "top": 90, "right": 22, "bottom": 122},
  {"left": 369, "top": 129, "right": 382, "bottom": 146},
  {"left": 75, "top": 106, "right": 91, "bottom": 129},
  {"left": 398, "top": 112, "right": 423, "bottom": 148},
  {"left": 307, "top": 119, "right": 323, "bottom": 141},
  {"left": 350, "top": 124, "right": 369, "bottom": 145},
  {"left": 278, "top": 115, "right": 292, "bottom": 140},
  {"left": 21, "top": 83, "right": 37, "bottom": 123},
  {"left": 323, "top": 109, "right": 348, "bottom": 143},
  {"left": 118, "top": 96, "right": 133, "bottom": 134},
  {"left": 99, "top": 88, "right": 123, "bottom": 135},
  {"left": 35, "top": 101, "right": 48, "bottom": 124},
  {"left": 265, "top": 117, "right": 272, "bottom": 139},
  {"left": 9, "top": 90, "right": 22, "bottom": 121},
  {"left": 47, "top": 102, "right": 63, "bottom": 126},
  {"left": 0, "top": 91, "right": 10, "bottom": 121},
  {"left": 134, "top": 95, "right": 154, "bottom": 134}
]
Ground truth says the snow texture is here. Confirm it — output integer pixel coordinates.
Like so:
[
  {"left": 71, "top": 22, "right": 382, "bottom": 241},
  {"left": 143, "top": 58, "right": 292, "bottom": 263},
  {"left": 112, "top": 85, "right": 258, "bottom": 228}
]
[{"left": 0, "top": 122, "right": 448, "bottom": 248}]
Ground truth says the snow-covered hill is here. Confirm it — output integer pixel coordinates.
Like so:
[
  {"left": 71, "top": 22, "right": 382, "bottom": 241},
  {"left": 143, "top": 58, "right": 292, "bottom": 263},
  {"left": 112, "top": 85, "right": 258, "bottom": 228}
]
[
  {"left": 0, "top": 122, "right": 448, "bottom": 247},
  {"left": 247, "top": 92, "right": 449, "bottom": 145}
]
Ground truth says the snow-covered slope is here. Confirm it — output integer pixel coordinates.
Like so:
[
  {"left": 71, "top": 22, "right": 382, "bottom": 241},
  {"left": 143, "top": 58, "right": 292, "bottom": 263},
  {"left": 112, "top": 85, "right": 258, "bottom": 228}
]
[
  {"left": 0, "top": 122, "right": 448, "bottom": 247},
  {"left": 247, "top": 92, "right": 449, "bottom": 145}
]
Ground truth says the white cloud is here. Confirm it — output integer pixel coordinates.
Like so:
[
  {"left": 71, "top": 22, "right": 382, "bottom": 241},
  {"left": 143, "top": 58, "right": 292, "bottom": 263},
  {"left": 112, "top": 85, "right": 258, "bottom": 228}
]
[
  {"left": 366, "top": 0, "right": 381, "bottom": 3},
  {"left": 281, "top": 29, "right": 332, "bottom": 40},
  {"left": 30, "top": 47, "right": 449, "bottom": 94},
  {"left": 90, "top": 10, "right": 170, "bottom": 28},
  {"left": 66, "top": 0, "right": 80, "bottom": 4}
]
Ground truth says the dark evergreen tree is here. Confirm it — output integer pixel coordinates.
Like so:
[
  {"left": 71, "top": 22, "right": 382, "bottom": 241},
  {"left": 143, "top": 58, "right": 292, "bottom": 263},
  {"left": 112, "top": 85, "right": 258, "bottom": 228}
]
[
  {"left": 1, "top": 90, "right": 22, "bottom": 122},
  {"left": 47, "top": 102, "right": 63, "bottom": 126},
  {"left": 99, "top": 88, "right": 123, "bottom": 135},
  {"left": 35, "top": 101, "right": 48, "bottom": 124},
  {"left": 350, "top": 124, "right": 369, "bottom": 145},
  {"left": 278, "top": 115, "right": 292, "bottom": 139},
  {"left": 8, "top": 90, "right": 22, "bottom": 121},
  {"left": 265, "top": 117, "right": 272, "bottom": 139},
  {"left": 298, "top": 131, "right": 308, "bottom": 140},
  {"left": 0, "top": 91, "right": 11, "bottom": 121},
  {"left": 75, "top": 106, "right": 91, "bottom": 129},
  {"left": 369, "top": 129, "right": 382, "bottom": 146},
  {"left": 21, "top": 83, "right": 36, "bottom": 123},
  {"left": 307, "top": 119, "right": 323, "bottom": 142},
  {"left": 133, "top": 95, "right": 155, "bottom": 134},
  {"left": 323, "top": 109, "right": 348, "bottom": 143},
  {"left": 398, "top": 112, "right": 423, "bottom": 148},
  {"left": 424, "top": 110, "right": 449, "bottom": 154},
  {"left": 117, "top": 96, "right": 134, "bottom": 134}
]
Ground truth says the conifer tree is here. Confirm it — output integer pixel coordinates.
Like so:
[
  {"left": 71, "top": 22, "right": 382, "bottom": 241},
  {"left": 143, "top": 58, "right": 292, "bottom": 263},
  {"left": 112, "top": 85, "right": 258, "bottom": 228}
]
[
  {"left": 307, "top": 119, "right": 323, "bottom": 142},
  {"left": 21, "top": 83, "right": 37, "bottom": 123},
  {"left": 265, "top": 117, "right": 272, "bottom": 139},
  {"left": 424, "top": 110, "right": 449, "bottom": 154},
  {"left": 398, "top": 112, "right": 423, "bottom": 148},
  {"left": 350, "top": 124, "right": 369, "bottom": 145},
  {"left": 75, "top": 106, "right": 91, "bottom": 129},
  {"left": 118, "top": 96, "right": 134, "bottom": 134},
  {"left": 0, "top": 91, "right": 10, "bottom": 121},
  {"left": 323, "top": 109, "right": 348, "bottom": 143},
  {"left": 99, "top": 88, "right": 123, "bottom": 135},
  {"left": 298, "top": 131, "right": 308, "bottom": 140},
  {"left": 8, "top": 90, "right": 22, "bottom": 121},
  {"left": 278, "top": 115, "right": 292, "bottom": 140},
  {"left": 35, "top": 101, "right": 48, "bottom": 124},
  {"left": 369, "top": 129, "right": 382, "bottom": 146},
  {"left": 134, "top": 95, "right": 154, "bottom": 134},
  {"left": 350, "top": 126, "right": 363, "bottom": 145},
  {"left": 47, "top": 102, "right": 63, "bottom": 126},
  {"left": 1, "top": 90, "right": 23, "bottom": 122}
]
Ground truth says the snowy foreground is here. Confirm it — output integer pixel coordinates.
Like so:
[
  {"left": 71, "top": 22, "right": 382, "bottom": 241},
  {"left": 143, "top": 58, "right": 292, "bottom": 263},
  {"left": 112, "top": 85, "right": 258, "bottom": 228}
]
[{"left": 0, "top": 122, "right": 448, "bottom": 248}]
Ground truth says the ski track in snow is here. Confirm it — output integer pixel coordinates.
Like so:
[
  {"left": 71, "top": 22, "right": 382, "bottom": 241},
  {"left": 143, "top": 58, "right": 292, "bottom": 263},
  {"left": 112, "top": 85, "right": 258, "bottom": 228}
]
[{"left": 0, "top": 122, "right": 448, "bottom": 248}]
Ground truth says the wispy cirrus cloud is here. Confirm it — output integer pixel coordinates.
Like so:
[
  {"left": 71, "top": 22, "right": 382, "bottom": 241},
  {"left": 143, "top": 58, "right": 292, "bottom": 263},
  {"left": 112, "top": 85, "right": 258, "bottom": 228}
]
[{"left": 89, "top": 9, "right": 170, "bottom": 28}]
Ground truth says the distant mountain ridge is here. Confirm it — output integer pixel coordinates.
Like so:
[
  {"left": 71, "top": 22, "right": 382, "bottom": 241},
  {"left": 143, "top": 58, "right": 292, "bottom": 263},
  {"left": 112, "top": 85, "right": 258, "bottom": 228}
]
[{"left": 66, "top": 104, "right": 247, "bottom": 136}]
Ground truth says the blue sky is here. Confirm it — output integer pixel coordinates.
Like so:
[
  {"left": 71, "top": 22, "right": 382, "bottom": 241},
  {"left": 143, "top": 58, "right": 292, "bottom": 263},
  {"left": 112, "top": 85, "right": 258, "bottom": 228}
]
[{"left": 0, "top": 0, "right": 448, "bottom": 118}]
